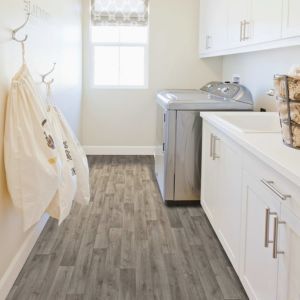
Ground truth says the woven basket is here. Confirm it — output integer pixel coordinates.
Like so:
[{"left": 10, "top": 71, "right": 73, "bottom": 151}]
[{"left": 274, "top": 75, "right": 300, "bottom": 149}]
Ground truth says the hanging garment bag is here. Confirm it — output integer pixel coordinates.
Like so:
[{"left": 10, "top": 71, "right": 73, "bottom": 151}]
[
  {"left": 4, "top": 64, "right": 61, "bottom": 231},
  {"left": 45, "top": 91, "right": 77, "bottom": 225},
  {"left": 55, "top": 107, "right": 90, "bottom": 205}
]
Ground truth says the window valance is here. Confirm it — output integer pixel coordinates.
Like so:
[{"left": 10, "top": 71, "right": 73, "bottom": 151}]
[{"left": 91, "top": 0, "right": 149, "bottom": 26}]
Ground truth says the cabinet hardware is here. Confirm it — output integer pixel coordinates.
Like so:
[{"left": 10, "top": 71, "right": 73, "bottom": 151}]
[
  {"left": 243, "top": 20, "right": 250, "bottom": 40},
  {"left": 264, "top": 208, "right": 277, "bottom": 248},
  {"left": 261, "top": 179, "right": 291, "bottom": 200},
  {"left": 212, "top": 136, "right": 220, "bottom": 160},
  {"left": 163, "top": 142, "right": 165, "bottom": 152},
  {"left": 240, "top": 21, "right": 244, "bottom": 41},
  {"left": 210, "top": 133, "right": 214, "bottom": 157},
  {"left": 206, "top": 35, "right": 212, "bottom": 49},
  {"left": 273, "top": 217, "right": 286, "bottom": 259}
]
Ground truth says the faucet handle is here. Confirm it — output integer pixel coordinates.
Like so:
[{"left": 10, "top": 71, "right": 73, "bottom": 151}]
[{"left": 267, "top": 89, "right": 275, "bottom": 97}]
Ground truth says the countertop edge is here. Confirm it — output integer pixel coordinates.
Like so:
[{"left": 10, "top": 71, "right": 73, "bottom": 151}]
[{"left": 200, "top": 112, "right": 300, "bottom": 189}]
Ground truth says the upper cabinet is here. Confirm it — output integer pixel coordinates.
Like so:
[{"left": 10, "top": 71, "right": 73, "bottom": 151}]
[
  {"left": 199, "top": 0, "right": 300, "bottom": 57},
  {"left": 227, "top": 0, "right": 250, "bottom": 47},
  {"left": 282, "top": 0, "right": 300, "bottom": 38},
  {"left": 250, "top": 0, "right": 283, "bottom": 44},
  {"left": 199, "top": 0, "right": 228, "bottom": 53}
]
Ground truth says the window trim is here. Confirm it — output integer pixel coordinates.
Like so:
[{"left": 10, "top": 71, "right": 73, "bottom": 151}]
[{"left": 89, "top": 26, "right": 149, "bottom": 90}]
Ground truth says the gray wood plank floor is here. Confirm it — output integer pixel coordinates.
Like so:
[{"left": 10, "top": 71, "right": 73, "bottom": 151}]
[{"left": 7, "top": 155, "right": 248, "bottom": 300}]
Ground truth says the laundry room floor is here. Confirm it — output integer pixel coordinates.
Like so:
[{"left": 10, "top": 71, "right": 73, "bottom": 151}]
[{"left": 7, "top": 156, "right": 248, "bottom": 300}]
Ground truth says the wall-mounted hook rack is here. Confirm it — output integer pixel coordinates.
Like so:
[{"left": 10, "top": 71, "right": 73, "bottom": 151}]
[
  {"left": 12, "top": 13, "right": 30, "bottom": 43},
  {"left": 41, "top": 63, "right": 56, "bottom": 85}
]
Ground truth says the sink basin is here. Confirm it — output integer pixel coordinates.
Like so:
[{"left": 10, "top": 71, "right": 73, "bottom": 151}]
[{"left": 217, "top": 112, "right": 281, "bottom": 133}]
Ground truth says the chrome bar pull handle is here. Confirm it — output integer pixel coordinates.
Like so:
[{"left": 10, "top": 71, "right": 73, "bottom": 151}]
[
  {"left": 242, "top": 20, "right": 246, "bottom": 41},
  {"left": 240, "top": 21, "right": 244, "bottom": 41},
  {"left": 264, "top": 208, "right": 277, "bottom": 247},
  {"left": 261, "top": 179, "right": 291, "bottom": 201},
  {"left": 273, "top": 217, "right": 286, "bottom": 259},
  {"left": 243, "top": 20, "right": 250, "bottom": 40},
  {"left": 212, "top": 136, "right": 220, "bottom": 160},
  {"left": 206, "top": 35, "right": 212, "bottom": 49},
  {"left": 210, "top": 134, "right": 214, "bottom": 158}
]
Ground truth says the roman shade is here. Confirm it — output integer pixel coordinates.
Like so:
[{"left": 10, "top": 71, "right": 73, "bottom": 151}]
[{"left": 91, "top": 0, "right": 149, "bottom": 26}]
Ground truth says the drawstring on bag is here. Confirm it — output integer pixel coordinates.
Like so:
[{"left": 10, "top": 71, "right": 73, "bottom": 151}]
[{"left": 21, "top": 41, "right": 26, "bottom": 65}]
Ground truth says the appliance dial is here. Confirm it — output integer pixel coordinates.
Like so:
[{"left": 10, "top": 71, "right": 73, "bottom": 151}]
[{"left": 221, "top": 87, "right": 230, "bottom": 93}]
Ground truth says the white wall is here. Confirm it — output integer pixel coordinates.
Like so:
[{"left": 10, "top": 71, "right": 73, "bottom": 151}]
[
  {"left": 223, "top": 46, "right": 300, "bottom": 111},
  {"left": 0, "top": 0, "right": 82, "bottom": 297},
  {"left": 81, "top": 0, "right": 222, "bottom": 149}
]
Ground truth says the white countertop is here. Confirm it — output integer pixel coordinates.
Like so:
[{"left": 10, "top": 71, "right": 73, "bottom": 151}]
[{"left": 201, "top": 112, "right": 300, "bottom": 188}]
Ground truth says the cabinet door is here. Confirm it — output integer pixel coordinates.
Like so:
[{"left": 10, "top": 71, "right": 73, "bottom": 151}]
[
  {"left": 277, "top": 206, "right": 300, "bottom": 300},
  {"left": 282, "top": 0, "right": 300, "bottom": 38},
  {"left": 240, "top": 171, "right": 280, "bottom": 300},
  {"left": 227, "top": 0, "right": 249, "bottom": 47},
  {"left": 217, "top": 137, "right": 242, "bottom": 272},
  {"left": 201, "top": 123, "right": 220, "bottom": 229},
  {"left": 199, "top": 0, "right": 211, "bottom": 53},
  {"left": 199, "top": 0, "right": 228, "bottom": 53},
  {"left": 250, "top": 0, "right": 283, "bottom": 44}
]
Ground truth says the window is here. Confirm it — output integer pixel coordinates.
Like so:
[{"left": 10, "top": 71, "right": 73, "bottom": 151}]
[{"left": 91, "top": 25, "right": 148, "bottom": 88}]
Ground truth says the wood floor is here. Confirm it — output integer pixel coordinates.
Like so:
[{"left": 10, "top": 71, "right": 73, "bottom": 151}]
[{"left": 7, "top": 156, "right": 248, "bottom": 300}]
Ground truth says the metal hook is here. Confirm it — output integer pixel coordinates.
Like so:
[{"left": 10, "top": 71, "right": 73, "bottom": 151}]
[
  {"left": 45, "top": 78, "right": 54, "bottom": 85},
  {"left": 12, "top": 13, "right": 30, "bottom": 43},
  {"left": 41, "top": 63, "right": 56, "bottom": 85}
]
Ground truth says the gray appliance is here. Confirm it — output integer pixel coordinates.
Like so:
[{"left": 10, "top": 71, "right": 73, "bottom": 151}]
[{"left": 155, "top": 81, "right": 253, "bottom": 205}]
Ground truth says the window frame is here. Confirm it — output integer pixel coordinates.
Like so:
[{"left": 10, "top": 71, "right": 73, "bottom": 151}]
[{"left": 89, "top": 25, "right": 149, "bottom": 90}]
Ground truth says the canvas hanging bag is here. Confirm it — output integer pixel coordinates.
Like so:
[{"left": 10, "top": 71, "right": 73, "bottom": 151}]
[
  {"left": 4, "top": 62, "right": 62, "bottom": 231},
  {"left": 55, "top": 106, "right": 90, "bottom": 205},
  {"left": 44, "top": 83, "right": 90, "bottom": 206},
  {"left": 45, "top": 85, "right": 78, "bottom": 224}
]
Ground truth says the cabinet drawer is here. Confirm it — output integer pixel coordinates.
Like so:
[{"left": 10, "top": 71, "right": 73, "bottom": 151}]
[{"left": 243, "top": 151, "right": 300, "bottom": 219}]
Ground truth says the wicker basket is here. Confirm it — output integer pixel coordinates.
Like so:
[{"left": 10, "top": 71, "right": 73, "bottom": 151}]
[{"left": 274, "top": 75, "right": 300, "bottom": 149}]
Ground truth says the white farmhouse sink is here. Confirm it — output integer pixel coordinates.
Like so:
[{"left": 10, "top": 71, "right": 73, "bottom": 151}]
[{"left": 216, "top": 112, "right": 281, "bottom": 133}]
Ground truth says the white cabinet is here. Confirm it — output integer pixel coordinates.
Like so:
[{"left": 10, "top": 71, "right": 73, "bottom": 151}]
[
  {"left": 240, "top": 171, "right": 280, "bottom": 300},
  {"left": 227, "top": 0, "right": 250, "bottom": 47},
  {"left": 217, "top": 133, "right": 242, "bottom": 271},
  {"left": 201, "top": 121, "right": 242, "bottom": 271},
  {"left": 227, "top": 0, "right": 282, "bottom": 47},
  {"left": 250, "top": 0, "right": 283, "bottom": 44},
  {"left": 199, "top": 0, "right": 300, "bottom": 57},
  {"left": 201, "top": 118, "right": 300, "bottom": 300},
  {"left": 277, "top": 206, "right": 300, "bottom": 300},
  {"left": 201, "top": 123, "right": 220, "bottom": 229},
  {"left": 199, "top": 0, "right": 228, "bottom": 54},
  {"left": 240, "top": 170, "right": 300, "bottom": 300},
  {"left": 282, "top": 0, "right": 300, "bottom": 38}
]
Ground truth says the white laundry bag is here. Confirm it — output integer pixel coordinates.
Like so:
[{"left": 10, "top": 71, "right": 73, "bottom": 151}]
[
  {"left": 54, "top": 106, "right": 90, "bottom": 206},
  {"left": 46, "top": 105, "right": 77, "bottom": 224},
  {"left": 4, "top": 64, "right": 62, "bottom": 231}
]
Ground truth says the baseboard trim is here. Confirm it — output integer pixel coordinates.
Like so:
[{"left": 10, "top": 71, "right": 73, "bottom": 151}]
[
  {"left": 83, "top": 146, "right": 156, "bottom": 156},
  {"left": 0, "top": 214, "right": 49, "bottom": 300}
]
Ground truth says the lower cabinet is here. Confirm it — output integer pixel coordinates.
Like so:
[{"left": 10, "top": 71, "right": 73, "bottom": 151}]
[
  {"left": 201, "top": 122, "right": 242, "bottom": 272},
  {"left": 277, "top": 206, "right": 300, "bottom": 300},
  {"left": 201, "top": 123, "right": 220, "bottom": 229},
  {"left": 240, "top": 171, "right": 280, "bottom": 300},
  {"left": 201, "top": 120, "right": 300, "bottom": 300}
]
